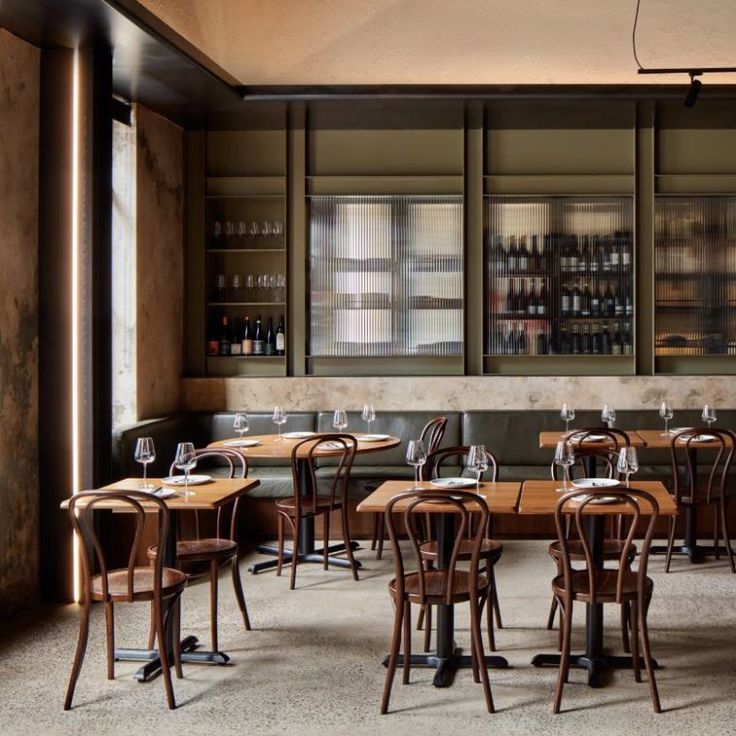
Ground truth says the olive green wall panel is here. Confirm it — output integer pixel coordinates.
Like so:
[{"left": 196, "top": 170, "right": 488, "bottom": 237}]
[{"left": 206, "top": 130, "right": 287, "bottom": 177}]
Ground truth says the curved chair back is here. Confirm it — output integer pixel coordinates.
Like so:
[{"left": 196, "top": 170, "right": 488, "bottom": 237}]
[
  {"left": 68, "top": 491, "right": 170, "bottom": 603},
  {"left": 385, "top": 490, "right": 489, "bottom": 606},
  {"left": 420, "top": 416, "right": 448, "bottom": 455},
  {"left": 553, "top": 488, "right": 659, "bottom": 605},
  {"left": 428, "top": 445, "right": 499, "bottom": 483}
]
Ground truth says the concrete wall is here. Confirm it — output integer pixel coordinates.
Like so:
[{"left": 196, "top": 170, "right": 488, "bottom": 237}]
[{"left": 0, "top": 30, "right": 40, "bottom": 616}]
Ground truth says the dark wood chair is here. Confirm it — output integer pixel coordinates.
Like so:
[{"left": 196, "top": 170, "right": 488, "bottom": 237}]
[
  {"left": 666, "top": 427, "right": 736, "bottom": 572},
  {"left": 551, "top": 487, "right": 661, "bottom": 713},
  {"left": 381, "top": 490, "right": 494, "bottom": 714},
  {"left": 275, "top": 434, "right": 358, "bottom": 589},
  {"left": 371, "top": 415, "right": 448, "bottom": 559},
  {"left": 147, "top": 448, "right": 251, "bottom": 652},
  {"left": 65, "top": 491, "right": 187, "bottom": 710},
  {"left": 417, "top": 445, "right": 503, "bottom": 653}
]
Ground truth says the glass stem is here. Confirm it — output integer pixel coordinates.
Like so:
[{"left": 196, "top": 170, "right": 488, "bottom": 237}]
[
  {"left": 143, "top": 463, "right": 147, "bottom": 484},
  {"left": 566, "top": 419, "right": 570, "bottom": 433}
]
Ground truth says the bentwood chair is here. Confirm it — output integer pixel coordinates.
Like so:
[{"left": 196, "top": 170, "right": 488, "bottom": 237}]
[
  {"left": 275, "top": 434, "right": 358, "bottom": 589},
  {"left": 417, "top": 446, "right": 503, "bottom": 653},
  {"left": 666, "top": 427, "right": 736, "bottom": 573},
  {"left": 381, "top": 490, "right": 494, "bottom": 714},
  {"left": 370, "top": 415, "right": 448, "bottom": 559},
  {"left": 65, "top": 491, "right": 187, "bottom": 710},
  {"left": 551, "top": 488, "right": 661, "bottom": 713},
  {"left": 147, "top": 449, "right": 251, "bottom": 652}
]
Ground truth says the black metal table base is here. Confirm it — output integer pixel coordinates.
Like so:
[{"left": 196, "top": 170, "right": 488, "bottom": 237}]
[
  {"left": 115, "top": 635, "right": 230, "bottom": 682},
  {"left": 650, "top": 544, "right": 731, "bottom": 564},
  {"left": 248, "top": 541, "right": 361, "bottom": 574},
  {"left": 382, "top": 647, "right": 509, "bottom": 688},
  {"left": 532, "top": 652, "right": 659, "bottom": 688}
]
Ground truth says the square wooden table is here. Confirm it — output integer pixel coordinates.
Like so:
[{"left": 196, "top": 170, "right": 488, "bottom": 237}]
[
  {"left": 61, "top": 476, "right": 259, "bottom": 682},
  {"left": 539, "top": 430, "right": 646, "bottom": 449},
  {"left": 358, "top": 480, "right": 521, "bottom": 688},
  {"left": 519, "top": 479, "right": 676, "bottom": 688}
]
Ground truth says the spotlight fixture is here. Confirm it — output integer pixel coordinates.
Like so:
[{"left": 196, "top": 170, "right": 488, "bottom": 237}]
[{"left": 684, "top": 73, "right": 702, "bottom": 108}]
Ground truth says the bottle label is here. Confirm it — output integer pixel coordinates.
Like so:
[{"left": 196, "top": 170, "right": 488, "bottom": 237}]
[
  {"left": 611, "top": 251, "right": 620, "bottom": 266},
  {"left": 253, "top": 339, "right": 265, "bottom": 356},
  {"left": 572, "top": 295, "right": 581, "bottom": 314},
  {"left": 219, "top": 340, "right": 231, "bottom": 356},
  {"left": 265, "top": 342, "right": 275, "bottom": 356},
  {"left": 562, "top": 295, "right": 570, "bottom": 313},
  {"left": 537, "top": 303, "right": 546, "bottom": 316},
  {"left": 276, "top": 333, "right": 285, "bottom": 351},
  {"left": 230, "top": 342, "right": 242, "bottom": 355},
  {"left": 242, "top": 339, "right": 253, "bottom": 355},
  {"left": 623, "top": 251, "right": 631, "bottom": 267}
]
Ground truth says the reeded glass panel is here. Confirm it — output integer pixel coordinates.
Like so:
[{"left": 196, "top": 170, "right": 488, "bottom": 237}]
[
  {"left": 309, "top": 195, "right": 463, "bottom": 357},
  {"left": 655, "top": 196, "right": 736, "bottom": 356},
  {"left": 485, "top": 196, "right": 635, "bottom": 357}
]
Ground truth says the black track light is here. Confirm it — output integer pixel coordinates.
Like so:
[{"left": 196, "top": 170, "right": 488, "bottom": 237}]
[{"left": 684, "top": 73, "right": 703, "bottom": 108}]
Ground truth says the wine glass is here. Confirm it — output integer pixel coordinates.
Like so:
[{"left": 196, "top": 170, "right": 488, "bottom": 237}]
[
  {"left": 174, "top": 442, "right": 197, "bottom": 497},
  {"left": 225, "top": 221, "right": 235, "bottom": 247},
  {"left": 466, "top": 445, "right": 489, "bottom": 492},
  {"left": 659, "top": 400, "right": 674, "bottom": 436},
  {"left": 213, "top": 220, "right": 222, "bottom": 245},
  {"left": 602, "top": 404, "right": 616, "bottom": 428},
  {"left": 237, "top": 220, "right": 248, "bottom": 244},
  {"left": 273, "top": 406, "right": 287, "bottom": 439},
  {"left": 233, "top": 412, "right": 249, "bottom": 439},
  {"left": 617, "top": 447, "right": 639, "bottom": 488},
  {"left": 231, "top": 273, "right": 241, "bottom": 302},
  {"left": 554, "top": 440, "right": 576, "bottom": 493},
  {"left": 333, "top": 409, "right": 348, "bottom": 432},
  {"left": 134, "top": 437, "right": 156, "bottom": 490},
  {"left": 361, "top": 403, "right": 376, "bottom": 434},
  {"left": 560, "top": 403, "right": 575, "bottom": 433},
  {"left": 703, "top": 403, "right": 717, "bottom": 428},
  {"left": 406, "top": 439, "right": 428, "bottom": 489}
]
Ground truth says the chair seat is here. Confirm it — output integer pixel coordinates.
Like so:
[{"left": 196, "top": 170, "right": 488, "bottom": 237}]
[
  {"left": 90, "top": 567, "right": 187, "bottom": 602},
  {"left": 548, "top": 538, "right": 637, "bottom": 562},
  {"left": 389, "top": 570, "right": 488, "bottom": 604},
  {"left": 420, "top": 538, "right": 503, "bottom": 562},
  {"left": 552, "top": 570, "right": 653, "bottom": 604},
  {"left": 147, "top": 538, "right": 238, "bottom": 562},
  {"left": 274, "top": 496, "right": 340, "bottom": 514}
]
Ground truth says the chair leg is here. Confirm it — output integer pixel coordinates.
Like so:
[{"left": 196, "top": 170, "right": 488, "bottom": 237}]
[
  {"left": 665, "top": 515, "right": 677, "bottom": 573},
  {"left": 341, "top": 505, "right": 359, "bottom": 581},
  {"left": 713, "top": 503, "right": 720, "bottom": 559},
  {"left": 423, "top": 604, "right": 432, "bottom": 652},
  {"left": 147, "top": 603, "right": 157, "bottom": 650},
  {"left": 376, "top": 513, "right": 385, "bottom": 560},
  {"left": 104, "top": 601, "right": 115, "bottom": 680},
  {"left": 154, "top": 597, "right": 177, "bottom": 710},
  {"left": 631, "top": 601, "right": 641, "bottom": 683},
  {"left": 371, "top": 512, "right": 378, "bottom": 551},
  {"left": 490, "top": 567, "right": 503, "bottom": 629},
  {"left": 402, "top": 602, "right": 411, "bottom": 685},
  {"left": 64, "top": 602, "right": 91, "bottom": 710},
  {"left": 323, "top": 510, "right": 330, "bottom": 570},
  {"left": 230, "top": 555, "right": 251, "bottom": 631},
  {"left": 719, "top": 497, "right": 736, "bottom": 573},
  {"left": 289, "top": 515, "right": 299, "bottom": 590},
  {"left": 416, "top": 605, "right": 425, "bottom": 631},
  {"left": 553, "top": 599, "right": 572, "bottom": 714},
  {"left": 276, "top": 513, "right": 285, "bottom": 577},
  {"left": 621, "top": 600, "right": 631, "bottom": 654},
  {"left": 209, "top": 559, "right": 219, "bottom": 652},
  {"left": 638, "top": 595, "right": 662, "bottom": 713},
  {"left": 547, "top": 596, "right": 558, "bottom": 630},
  {"left": 380, "top": 596, "right": 404, "bottom": 714},
  {"left": 172, "top": 596, "right": 183, "bottom": 679},
  {"left": 485, "top": 585, "right": 496, "bottom": 652},
  {"left": 470, "top": 598, "right": 495, "bottom": 713}
]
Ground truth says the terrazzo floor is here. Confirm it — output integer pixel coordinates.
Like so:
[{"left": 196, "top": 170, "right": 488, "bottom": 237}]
[{"left": 2, "top": 540, "right": 735, "bottom": 736}]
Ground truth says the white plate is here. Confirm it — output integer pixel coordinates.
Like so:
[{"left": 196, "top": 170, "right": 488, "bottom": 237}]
[
  {"left": 421, "top": 494, "right": 465, "bottom": 503},
  {"left": 429, "top": 477, "right": 477, "bottom": 490},
  {"left": 138, "top": 487, "right": 178, "bottom": 499},
  {"left": 356, "top": 434, "right": 390, "bottom": 442},
  {"left": 679, "top": 433, "right": 717, "bottom": 442},
  {"left": 570, "top": 494, "right": 620, "bottom": 505},
  {"left": 570, "top": 433, "right": 607, "bottom": 442},
  {"left": 316, "top": 441, "right": 345, "bottom": 451},
  {"left": 571, "top": 477, "right": 620, "bottom": 490},
  {"left": 669, "top": 427, "right": 694, "bottom": 434},
  {"left": 161, "top": 474, "right": 212, "bottom": 486},
  {"left": 222, "top": 439, "right": 260, "bottom": 447},
  {"left": 282, "top": 431, "right": 316, "bottom": 439}
]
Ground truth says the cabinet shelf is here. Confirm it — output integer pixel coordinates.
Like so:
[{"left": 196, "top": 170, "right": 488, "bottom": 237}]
[
  {"left": 207, "top": 302, "right": 286, "bottom": 307},
  {"left": 206, "top": 248, "right": 286, "bottom": 254}
]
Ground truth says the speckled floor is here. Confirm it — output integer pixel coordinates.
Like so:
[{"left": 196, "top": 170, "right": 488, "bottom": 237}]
[{"left": 2, "top": 540, "right": 735, "bottom": 736}]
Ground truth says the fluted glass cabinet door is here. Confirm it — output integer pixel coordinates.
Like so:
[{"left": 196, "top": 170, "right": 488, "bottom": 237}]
[{"left": 308, "top": 195, "right": 463, "bottom": 358}]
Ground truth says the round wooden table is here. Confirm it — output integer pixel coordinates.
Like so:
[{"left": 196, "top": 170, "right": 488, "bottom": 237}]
[{"left": 208, "top": 433, "right": 401, "bottom": 574}]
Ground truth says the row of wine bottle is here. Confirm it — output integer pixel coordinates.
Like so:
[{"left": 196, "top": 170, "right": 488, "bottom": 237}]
[
  {"left": 489, "top": 232, "right": 633, "bottom": 274},
  {"left": 492, "top": 320, "right": 634, "bottom": 356},
  {"left": 207, "top": 315, "right": 286, "bottom": 357}
]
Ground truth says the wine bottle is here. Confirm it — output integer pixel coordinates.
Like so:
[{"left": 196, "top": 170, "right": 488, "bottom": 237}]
[
  {"left": 518, "top": 236, "right": 529, "bottom": 272},
  {"left": 538, "top": 280, "right": 548, "bottom": 316},
  {"left": 207, "top": 319, "right": 219, "bottom": 356},
  {"left": 508, "top": 236, "right": 518, "bottom": 273},
  {"left": 579, "top": 235, "right": 589, "bottom": 273},
  {"left": 560, "top": 236, "right": 569, "bottom": 271},
  {"left": 610, "top": 231, "right": 621, "bottom": 270},
  {"left": 602, "top": 236, "right": 612, "bottom": 273},
  {"left": 517, "top": 323, "right": 527, "bottom": 355},
  {"left": 242, "top": 315, "right": 253, "bottom": 355},
  {"left": 527, "top": 278, "right": 537, "bottom": 316},
  {"left": 625, "top": 283, "right": 634, "bottom": 317},
  {"left": 537, "top": 328, "right": 548, "bottom": 355},
  {"left": 540, "top": 234, "right": 549, "bottom": 272},
  {"left": 614, "top": 282, "right": 624, "bottom": 317},
  {"left": 493, "top": 236, "right": 505, "bottom": 273},
  {"left": 506, "top": 279, "right": 516, "bottom": 315},
  {"left": 612, "top": 321, "right": 623, "bottom": 355},
  {"left": 582, "top": 323, "right": 592, "bottom": 354},
  {"left": 219, "top": 316, "right": 231, "bottom": 356},
  {"left": 622, "top": 230, "right": 632, "bottom": 270},
  {"left": 530, "top": 235, "right": 541, "bottom": 271},
  {"left": 569, "top": 235, "right": 579, "bottom": 272},
  {"left": 516, "top": 279, "right": 527, "bottom": 315},
  {"left": 605, "top": 282, "right": 615, "bottom": 317},
  {"left": 592, "top": 323, "right": 602, "bottom": 354},
  {"left": 581, "top": 282, "right": 591, "bottom": 317},
  {"left": 561, "top": 283, "right": 571, "bottom": 317},
  {"left": 591, "top": 280, "right": 601, "bottom": 317},
  {"left": 571, "top": 324, "right": 582, "bottom": 355},
  {"left": 559, "top": 325, "right": 570, "bottom": 355},
  {"left": 230, "top": 317, "right": 242, "bottom": 355},
  {"left": 601, "top": 322, "right": 612, "bottom": 354},
  {"left": 276, "top": 315, "right": 286, "bottom": 356},
  {"left": 253, "top": 315, "right": 265, "bottom": 356},
  {"left": 505, "top": 323, "right": 517, "bottom": 355},
  {"left": 593, "top": 236, "right": 603, "bottom": 273},
  {"left": 265, "top": 316, "right": 276, "bottom": 356},
  {"left": 572, "top": 282, "right": 582, "bottom": 317},
  {"left": 623, "top": 321, "right": 634, "bottom": 355}
]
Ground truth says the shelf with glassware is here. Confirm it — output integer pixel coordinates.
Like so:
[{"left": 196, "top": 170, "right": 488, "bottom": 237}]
[{"left": 483, "top": 195, "right": 635, "bottom": 374}]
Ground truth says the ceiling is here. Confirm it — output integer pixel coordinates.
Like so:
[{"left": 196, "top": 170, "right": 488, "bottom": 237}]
[{"left": 137, "top": 0, "right": 736, "bottom": 85}]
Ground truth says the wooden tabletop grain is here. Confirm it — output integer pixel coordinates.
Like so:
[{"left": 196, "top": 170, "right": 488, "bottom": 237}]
[
  {"left": 636, "top": 428, "right": 733, "bottom": 450},
  {"left": 539, "top": 430, "right": 646, "bottom": 449}
]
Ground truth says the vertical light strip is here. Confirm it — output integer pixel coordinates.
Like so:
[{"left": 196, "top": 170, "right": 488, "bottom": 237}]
[{"left": 71, "top": 49, "right": 81, "bottom": 602}]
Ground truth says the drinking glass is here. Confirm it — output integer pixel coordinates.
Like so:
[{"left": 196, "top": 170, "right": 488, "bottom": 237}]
[
  {"left": 225, "top": 221, "right": 235, "bottom": 247},
  {"left": 213, "top": 220, "right": 222, "bottom": 245},
  {"left": 237, "top": 220, "right": 247, "bottom": 244},
  {"left": 231, "top": 274, "right": 242, "bottom": 302},
  {"left": 273, "top": 220, "right": 284, "bottom": 239},
  {"left": 215, "top": 273, "right": 226, "bottom": 302},
  {"left": 273, "top": 406, "right": 287, "bottom": 439},
  {"left": 134, "top": 437, "right": 156, "bottom": 489},
  {"left": 703, "top": 404, "right": 717, "bottom": 428},
  {"left": 560, "top": 402, "right": 575, "bottom": 433},
  {"left": 333, "top": 409, "right": 348, "bottom": 432},
  {"left": 261, "top": 221, "right": 273, "bottom": 239},
  {"left": 245, "top": 273, "right": 255, "bottom": 301},
  {"left": 617, "top": 447, "right": 639, "bottom": 488},
  {"left": 233, "top": 412, "right": 249, "bottom": 438},
  {"left": 554, "top": 440, "right": 576, "bottom": 492},
  {"left": 406, "top": 439, "right": 427, "bottom": 489},
  {"left": 249, "top": 220, "right": 260, "bottom": 241},
  {"left": 466, "top": 445, "right": 489, "bottom": 491},
  {"left": 602, "top": 404, "right": 616, "bottom": 428},
  {"left": 174, "top": 442, "right": 197, "bottom": 497},
  {"left": 361, "top": 403, "right": 376, "bottom": 433},
  {"left": 659, "top": 400, "right": 674, "bottom": 436}
]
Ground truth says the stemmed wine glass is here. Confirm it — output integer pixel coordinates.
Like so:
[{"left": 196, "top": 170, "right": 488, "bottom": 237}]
[
  {"left": 233, "top": 412, "right": 249, "bottom": 439},
  {"left": 560, "top": 403, "right": 575, "bottom": 433},
  {"left": 617, "top": 447, "right": 639, "bottom": 488},
  {"left": 333, "top": 409, "right": 348, "bottom": 432},
  {"left": 134, "top": 437, "right": 156, "bottom": 490},
  {"left": 406, "top": 439, "right": 427, "bottom": 490},
  {"left": 659, "top": 400, "right": 674, "bottom": 436},
  {"left": 174, "top": 442, "right": 197, "bottom": 497},
  {"left": 361, "top": 403, "right": 376, "bottom": 434},
  {"left": 703, "top": 404, "right": 717, "bottom": 429},
  {"left": 554, "top": 440, "right": 576, "bottom": 493},
  {"left": 602, "top": 404, "right": 616, "bottom": 428},
  {"left": 466, "top": 445, "right": 489, "bottom": 493},
  {"left": 273, "top": 406, "right": 287, "bottom": 440}
]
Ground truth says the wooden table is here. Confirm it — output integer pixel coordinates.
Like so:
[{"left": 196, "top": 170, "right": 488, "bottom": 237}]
[
  {"left": 61, "top": 476, "right": 259, "bottom": 682},
  {"left": 209, "top": 433, "right": 401, "bottom": 574},
  {"left": 519, "top": 479, "right": 677, "bottom": 688},
  {"left": 358, "top": 480, "right": 521, "bottom": 688}
]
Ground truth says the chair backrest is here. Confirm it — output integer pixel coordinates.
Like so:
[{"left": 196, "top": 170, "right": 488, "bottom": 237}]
[
  {"left": 427, "top": 445, "right": 499, "bottom": 483},
  {"left": 550, "top": 448, "right": 618, "bottom": 482},
  {"left": 68, "top": 491, "right": 169, "bottom": 603},
  {"left": 385, "top": 490, "right": 489, "bottom": 606},
  {"left": 553, "top": 488, "right": 659, "bottom": 605},
  {"left": 670, "top": 427, "right": 735, "bottom": 504},
  {"left": 420, "top": 416, "right": 448, "bottom": 455},
  {"left": 290, "top": 434, "right": 357, "bottom": 513}
]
